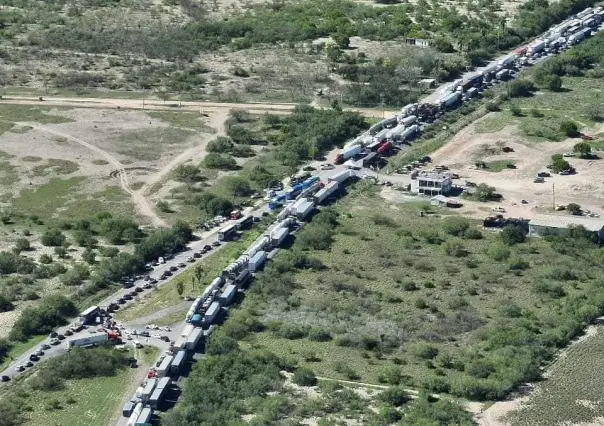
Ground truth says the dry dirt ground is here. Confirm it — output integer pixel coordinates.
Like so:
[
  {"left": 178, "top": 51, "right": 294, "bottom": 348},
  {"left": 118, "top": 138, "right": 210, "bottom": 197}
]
[
  {"left": 421, "top": 114, "right": 604, "bottom": 219},
  {"left": 0, "top": 106, "right": 221, "bottom": 226}
]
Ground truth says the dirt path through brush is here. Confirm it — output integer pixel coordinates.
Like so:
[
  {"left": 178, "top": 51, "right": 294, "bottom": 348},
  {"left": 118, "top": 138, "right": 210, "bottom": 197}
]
[{"left": 29, "top": 124, "right": 168, "bottom": 227}]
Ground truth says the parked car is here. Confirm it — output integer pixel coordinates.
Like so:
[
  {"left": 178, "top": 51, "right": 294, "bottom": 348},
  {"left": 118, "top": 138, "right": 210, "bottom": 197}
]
[
  {"left": 64, "top": 330, "right": 73, "bottom": 336},
  {"left": 143, "top": 283, "right": 152, "bottom": 289},
  {"left": 177, "top": 263, "right": 186, "bottom": 268},
  {"left": 160, "top": 336, "right": 170, "bottom": 342},
  {"left": 29, "top": 354, "right": 39, "bottom": 362},
  {"left": 40, "top": 344, "right": 51, "bottom": 350},
  {"left": 169, "top": 266, "right": 178, "bottom": 272},
  {"left": 204, "top": 245, "right": 213, "bottom": 251},
  {"left": 212, "top": 241, "right": 221, "bottom": 247},
  {"left": 25, "top": 361, "right": 34, "bottom": 368},
  {"left": 50, "top": 339, "right": 60, "bottom": 345},
  {"left": 187, "top": 257, "right": 195, "bottom": 263},
  {"left": 193, "top": 252, "right": 202, "bottom": 258},
  {"left": 35, "top": 350, "right": 44, "bottom": 356},
  {"left": 1, "top": 376, "right": 9, "bottom": 382},
  {"left": 118, "top": 298, "right": 126, "bottom": 304},
  {"left": 49, "top": 332, "right": 58, "bottom": 339},
  {"left": 57, "top": 334, "right": 65, "bottom": 340},
  {"left": 135, "top": 287, "right": 143, "bottom": 293},
  {"left": 15, "top": 365, "right": 24, "bottom": 372}
]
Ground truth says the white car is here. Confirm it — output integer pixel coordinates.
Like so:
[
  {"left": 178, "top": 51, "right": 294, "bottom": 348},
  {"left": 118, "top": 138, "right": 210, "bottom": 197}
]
[{"left": 320, "top": 164, "right": 335, "bottom": 170}]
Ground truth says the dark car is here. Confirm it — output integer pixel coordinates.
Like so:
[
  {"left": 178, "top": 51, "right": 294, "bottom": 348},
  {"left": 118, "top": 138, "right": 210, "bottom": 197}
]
[
  {"left": 204, "top": 245, "right": 212, "bottom": 251},
  {"left": 123, "top": 294, "right": 133, "bottom": 300},
  {"left": 29, "top": 354, "right": 40, "bottom": 362},
  {"left": 149, "top": 279, "right": 157, "bottom": 285},
  {"left": 160, "top": 336, "right": 170, "bottom": 342},
  {"left": 144, "top": 275, "right": 151, "bottom": 281},
  {"left": 15, "top": 365, "right": 25, "bottom": 372},
  {"left": 135, "top": 287, "right": 143, "bottom": 293},
  {"left": 35, "top": 350, "right": 44, "bottom": 356},
  {"left": 212, "top": 241, "right": 220, "bottom": 247},
  {"left": 169, "top": 266, "right": 178, "bottom": 272},
  {"left": 25, "top": 361, "right": 34, "bottom": 368},
  {"left": 118, "top": 298, "right": 126, "bottom": 304},
  {"left": 64, "top": 329, "right": 73, "bottom": 336},
  {"left": 49, "top": 332, "right": 58, "bottom": 339},
  {"left": 57, "top": 334, "right": 65, "bottom": 340},
  {"left": 1, "top": 376, "right": 9, "bottom": 382},
  {"left": 164, "top": 270, "right": 173, "bottom": 277},
  {"left": 40, "top": 344, "right": 51, "bottom": 350},
  {"left": 193, "top": 252, "right": 202, "bottom": 258},
  {"left": 177, "top": 263, "right": 186, "bottom": 268}
]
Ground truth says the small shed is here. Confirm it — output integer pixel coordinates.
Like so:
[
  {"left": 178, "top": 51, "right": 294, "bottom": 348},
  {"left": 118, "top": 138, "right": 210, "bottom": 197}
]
[
  {"left": 431, "top": 195, "right": 449, "bottom": 207},
  {"left": 420, "top": 78, "right": 437, "bottom": 88}
]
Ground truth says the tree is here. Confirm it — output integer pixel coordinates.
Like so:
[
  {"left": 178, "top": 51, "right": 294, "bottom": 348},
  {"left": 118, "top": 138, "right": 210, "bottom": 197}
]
[
  {"left": 203, "top": 153, "right": 238, "bottom": 170},
  {"left": 442, "top": 217, "right": 470, "bottom": 236},
  {"left": 551, "top": 154, "right": 571, "bottom": 173},
  {"left": 41, "top": 228, "right": 67, "bottom": 247},
  {"left": 173, "top": 164, "right": 202, "bottom": 183},
  {"left": 332, "top": 33, "right": 350, "bottom": 49},
  {"left": 507, "top": 79, "right": 535, "bottom": 98},
  {"left": 474, "top": 183, "right": 497, "bottom": 202},
  {"left": 547, "top": 74, "right": 563, "bottom": 91},
  {"left": 176, "top": 280, "right": 184, "bottom": 298},
  {"left": 500, "top": 225, "right": 526, "bottom": 246},
  {"left": 567, "top": 203, "right": 582, "bottom": 215},
  {"left": 560, "top": 120, "right": 580, "bottom": 137},
  {"left": 82, "top": 248, "right": 96, "bottom": 264},
  {"left": 207, "top": 136, "right": 234, "bottom": 153},
  {"left": 378, "top": 386, "right": 410, "bottom": 406},
  {"left": 573, "top": 142, "right": 591, "bottom": 158},
  {"left": 224, "top": 176, "right": 252, "bottom": 197}
]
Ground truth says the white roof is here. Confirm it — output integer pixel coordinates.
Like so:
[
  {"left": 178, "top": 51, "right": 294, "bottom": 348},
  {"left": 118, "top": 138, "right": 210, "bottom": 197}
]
[
  {"left": 431, "top": 195, "right": 449, "bottom": 203},
  {"left": 529, "top": 214, "right": 604, "bottom": 232}
]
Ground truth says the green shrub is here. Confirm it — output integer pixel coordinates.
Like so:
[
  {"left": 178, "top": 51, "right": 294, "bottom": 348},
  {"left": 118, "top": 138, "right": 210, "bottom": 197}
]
[{"left": 293, "top": 367, "right": 317, "bottom": 386}]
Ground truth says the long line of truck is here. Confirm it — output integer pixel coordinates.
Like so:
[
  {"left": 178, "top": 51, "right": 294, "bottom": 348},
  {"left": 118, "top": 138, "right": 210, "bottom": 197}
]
[
  {"left": 333, "top": 5, "right": 604, "bottom": 167},
  {"left": 120, "top": 169, "right": 357, "bottom": 425}
]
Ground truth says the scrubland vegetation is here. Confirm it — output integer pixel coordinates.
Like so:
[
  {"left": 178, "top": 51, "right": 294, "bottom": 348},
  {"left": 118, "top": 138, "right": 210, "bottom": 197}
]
[{"left": 210, "top": 184, "right": 604, "bottom": 406}]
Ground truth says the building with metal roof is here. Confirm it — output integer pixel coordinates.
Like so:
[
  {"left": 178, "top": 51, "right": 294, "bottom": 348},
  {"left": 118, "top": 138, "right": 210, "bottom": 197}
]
[{"left": 528, "top": 214, "right": 604, "bottom": 240}]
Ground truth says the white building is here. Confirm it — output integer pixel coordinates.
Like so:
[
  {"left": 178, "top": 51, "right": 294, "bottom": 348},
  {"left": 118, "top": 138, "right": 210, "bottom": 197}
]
[
  {"left": 411, "top": 171, "right": 453, "bottom": 196},
  {"left": 528, "top": 214, "right": 604, "bottom": 241}
]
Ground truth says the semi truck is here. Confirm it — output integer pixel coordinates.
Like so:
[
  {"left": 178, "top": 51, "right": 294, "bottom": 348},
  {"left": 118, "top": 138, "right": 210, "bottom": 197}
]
[
  {"left": 219, "top": 284, "right": 237, "bottom": 306},
  {"left": 135, "top": 407, "right": 152, "bottom": 426},
  {"left": 293, "top": 199, "right": 314, "bottom": 220},
  {"left": 218, "top": 224, "right": 237, "bottom": 241},
  {"left": 235, "top": 215, "right": 254, "bottom": 230},
  {"left": 377, "top": 141, "right": 393, "bottom": 155},
  {"left": 335, "top": 144, "right": 362, "bottom": 165},
  {"left": 438, "top": 92, "right": 461, "bottom": 109},
  {"left": 185, "top": 327, "right": 204, "bottom": 350},
  {"left": 313, "top": 181, "right": 339, "bottom": 205},
  {"left": 141, "top": 378, "right": 157, "bottom": 403},
  {"left": 249, "top": 250, "right": 267, "bottom": 272},
  {"left": 203, "top": 302, "right": 221, "bottom": 327},
  {"left": 270, "top": 226, "right": 289, "bottom": 247},
  {"left": 328, "top": 169, "right": 353, "bottom": 184},
  {"left": 170, "top": 350, "right": 186, "bottom": 375},
  {"left": 68, "top": 333, "right": 108, "bottom": 348},
  {"left": 361, "top": 152, "right": 378, "bottom": 168},
  {"left": 149, "top": 377, "right": 171, "bottom": 409},
  {"left": 157, "top": 355, "right": 174, "bottom": 378},
  {"left": 127, "top": 403, "right": 143, "bottom": 426}
]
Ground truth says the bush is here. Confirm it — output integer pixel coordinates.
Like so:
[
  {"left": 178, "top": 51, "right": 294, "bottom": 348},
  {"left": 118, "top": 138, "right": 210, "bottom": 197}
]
[
  {"left": 173, "top": 164, "right": 203, "bottom": 183},
  {"left": 39, "top": 254, "right": 53, "bottom": 264},
  {"left": 0, "top": 252, "right": 36, "bottom": 275},
  {"left": 203, "top": 153, "right": 238, "bottom": 170},
  {"left": 231, "top": 144, "right": 256, "bottom": 158},
  {"left": 500, "top": 225, "right": 526, "bottom": 245},
  {"left": 411, "top": 343, "right": 439, "bottom": 360},
  {"left": 487, "top": 242, "right": 511, "bottom": 261},
  {"left": 486, "top": 102, "right": 500, "bottom": 112},
  {"left": 508, "top": 256, "right": 529, "bottom": 271},
  {"left": 378, "top": 386, "right": 410, "bottom": 406},
  {"left": 14, "top": 238, "right": 31, "bottom": 252},
  {"left": 423, "top": 376, "right": 451, "bottom": 393},
  {"left": 292, "top": 367, "right": 317, "bottom": 386},
  {"left": 308, "top": 328, "right": 332, "bottom": 342},
  {"left": 442, "top": 216, "right": 470, "bottom": 236},
  {"left": 507, "top": 79, "right": 536, "bottom": 98},
  {"left": 207, "top": 136, "right": 234, "bottom": 153},
  {"left": 444, "top": 239, "right": 467, "bottom": 258},
  {"left": 560, "top": 120, "right": 580, "bottom": 137},
  {"left": 510, "top": 105, "right": 523, "bottom": 116},
  {"left": 463, "top": 227, "right": 483, "bottom": 240},
  {"left": 41, "top": 228, "right": 66, "bottom": 247},
  {"left": 0, "top": 294, "right": 14, "bottom": 313},
  {"left": 226, "top": 126, "right": 258, "bottom": 145}
]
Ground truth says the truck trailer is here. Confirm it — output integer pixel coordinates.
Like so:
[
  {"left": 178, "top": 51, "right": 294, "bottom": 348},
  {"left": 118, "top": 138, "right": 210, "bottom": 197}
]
[
  {"left": 328, "top": 169, "right": 353, "bottom": 184},
  {"left": 294, "top": 200, "right": 314, "bottom": 220},
  {"left": 203, "top": 302, "right": 221, "bottom": 326},
  {"left": 157, "top": 355, "right": 174, "bottom": 378},
  {"left": 68, "top": 333, "right": 108, "bottom": 348},
  {"left": 270, "top": 227, "right": 289, "bottom": 247},
  {"left": 135, "top": 407, "right": 152, "bottom": 426},
  {"left": 127, "top": 403, "right": 143, "bottom": 426},
  {"left": 185, "top": 327, "right": 204, "bottom": 350},
  {"left": 219, "top": 284, "right": 237, "bottom": 306},
  {"left": 335, "top": 144, "right": 362, "bottom": 165},
  {"left": 218, "top": 224, "right": 237, "bottom": 241},
  {"left": 141, "top": 378, "right": 157, "bottom": 403},
  {"left": 313, "top": 181, "right": 339, "bottom": 205},
  {"left": 249, "top": 250, "right": 268, "bottom": 272}
]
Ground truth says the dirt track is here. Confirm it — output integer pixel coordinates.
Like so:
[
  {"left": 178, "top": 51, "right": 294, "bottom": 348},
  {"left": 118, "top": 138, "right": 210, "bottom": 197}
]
[{"left": 1, "top": 95, "right": 398, "bottom": 118}]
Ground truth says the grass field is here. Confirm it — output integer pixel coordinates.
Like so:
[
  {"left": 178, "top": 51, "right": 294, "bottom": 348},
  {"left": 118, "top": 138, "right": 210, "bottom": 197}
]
[
  {"left": 21, "top": 346, "right": 158, "bottom": 426},
  {"left": 506, "top": 326, "right": 604, "bottom": 426},
  {"left": 224, "top": 184, "right": 604, "bottom": 401},
  {"left": 114, "top": 227, "right": 264, "bottom": 322},
  {"left": 483, "top": 159, "right": 517, "bottom": 172}
]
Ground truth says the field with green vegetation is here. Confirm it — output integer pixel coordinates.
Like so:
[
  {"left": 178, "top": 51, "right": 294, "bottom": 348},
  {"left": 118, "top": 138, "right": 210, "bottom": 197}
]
[
  {"left": 212, "top": 182, "right": 604, "bottom": 405},
  {"left": 166, "top": 329, "right": 475, "bottom": 425},
  {"left": 0, "top": 346, "right": 157, "bottom": 426},
  {"left": 0, "top": 0, "right": 594, "bottom": 105},
  {"left": 507, "top": 326, "right": 604, "bottom": 426}
]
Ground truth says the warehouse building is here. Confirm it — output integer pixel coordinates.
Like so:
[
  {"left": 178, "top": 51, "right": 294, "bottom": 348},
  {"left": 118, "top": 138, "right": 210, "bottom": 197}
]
[
  {"left": 410, "top": 171, "right": 452, "bottom": 196},
  {"left": 528, "top": 214, "right": 604, "bottom": 241}
]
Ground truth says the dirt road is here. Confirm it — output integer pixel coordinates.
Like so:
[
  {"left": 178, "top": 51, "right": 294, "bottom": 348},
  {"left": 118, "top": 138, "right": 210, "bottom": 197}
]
[{"left": 1, "top": 95, "right": 397, "bottom": 118}]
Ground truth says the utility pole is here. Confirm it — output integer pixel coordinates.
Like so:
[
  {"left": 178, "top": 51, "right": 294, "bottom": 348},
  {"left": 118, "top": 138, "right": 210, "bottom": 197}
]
[{"left": 552, "top": 182, "right": 556, "bottom": 210}]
